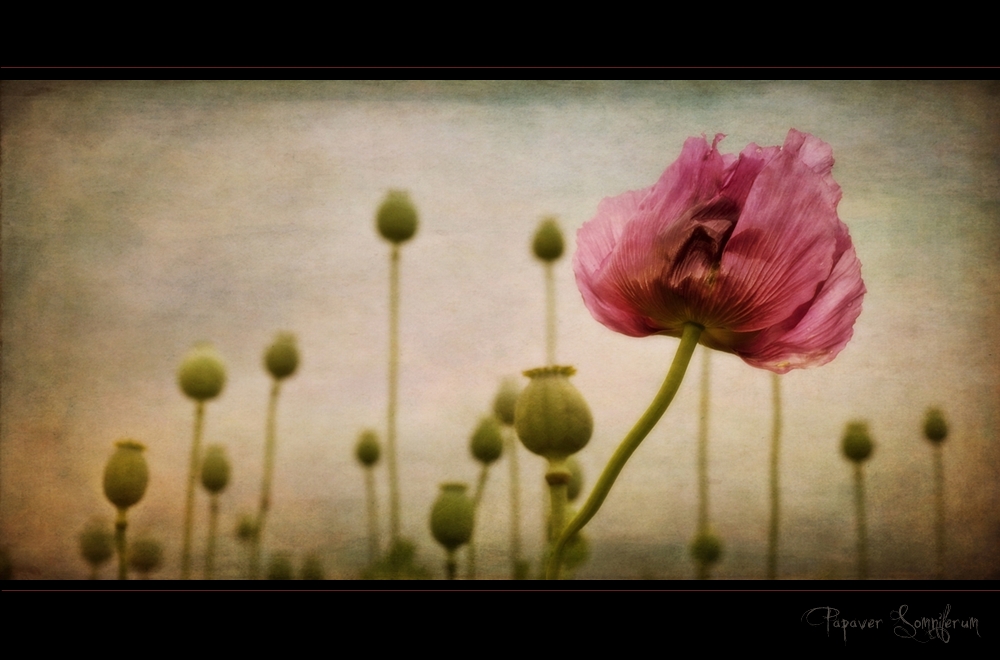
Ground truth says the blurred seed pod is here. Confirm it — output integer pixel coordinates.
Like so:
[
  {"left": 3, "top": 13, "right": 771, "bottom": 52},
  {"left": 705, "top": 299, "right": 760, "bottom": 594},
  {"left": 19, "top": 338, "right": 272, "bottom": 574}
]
[
  {"left": 429, "top": 483, "right": 475, "bottom": 552},
  {"left": 300, "top": 553, "right": 325, "bottom": 580},
  {"left": 842, "top": 421, "right": 874, "bottom": 463},
  {"left": 355, "top": 429, "right": 381, "bottom": 467},
  {"left": 178, "top": 343, "right": 226, "bottom": 402},
  {"left": 515, "top": 366, "right": 593, "bottom": 461},
  {"left": 924, "top": 408, "right": 948, "bottom": 444},
  {"left": 79, "top": 519, "right": 114, "bottom": 569},
  {"left": 103, "top": 440, "right": 149, "bottom": 511},
  {"left": 200, "top": 444, "right": 231, "bottom": 494},
  {"left": 265, "top": 332, "right": 299, "bottom": 380},
  {"left": 492, "top": 378, "right": 520, "bottom": 427},
  {"left": 235, "top": 513, "right": 258, "bottom": 542},
  {"left": 376, "top": 190, "right": 419, "bottom": 244},
  {"left": 566, "top": 457, "right": 583, "bottom": 502},
  {"left": 128, "top": 537, "right": 164, "bottom": 576},
  {"left": 690, "top": 532, "right": 723, "bottom": 566},
  {"left": 470, "top": 416, "right": 504, "bottom": 465},
  {"left": 267, "top": 552, "right": 294, "bottom": 580},
  {"left": 532, "top": 217, "right": 564, "bottom": 262}
]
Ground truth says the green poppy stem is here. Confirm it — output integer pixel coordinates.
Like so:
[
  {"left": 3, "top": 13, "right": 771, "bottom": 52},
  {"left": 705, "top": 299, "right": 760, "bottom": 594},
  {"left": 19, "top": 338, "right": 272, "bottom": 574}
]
[
  {"left": 251, "top": 379, "right": 281, "bottom": 579},
  {"left": 854, "top": 462, "right": 868, "bottom": 579},
  {"left": 766, "top": 372, "right": 781, "bottom": 580},
  {"left": 546, "top": 322, "right": 703, "bottom": 580},
  {"left": 365, "top": 466, "right": 380, "bottom": 565},
  {"left": 505, "top": 426, "right": 524, "bottom": 579},
  {"left": 467, "top": 463, "right": 490, "bottom": 580},
  {"left": 695, "top": 347, "right": 710, "bottom": 579},
  {"left": 115, "top": 508, "right": 128, "bottom": 581},
  {"left": 180, "top": 401, "right": 204, "bottom": 580},
  {"left": 545, "top": 262, "right": 557, "bottom": 365},
  {"left": 446, "top": 550, "right": 457, "bottom": 580},
  {"left": 205, "top": 494, "right": 219, "bottom": 580},
  {"left": 387, "top": 244, "right": 402, "bottom": 545},
  {"left": 933, "top": 443, "right": 945, "bottom": 579}
]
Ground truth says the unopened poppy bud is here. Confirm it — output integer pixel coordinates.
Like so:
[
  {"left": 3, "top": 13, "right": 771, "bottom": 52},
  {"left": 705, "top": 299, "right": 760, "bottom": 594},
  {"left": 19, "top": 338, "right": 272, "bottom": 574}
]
[
  {"left": 200, "top": 444, "right": 231, "bottom": 494},
  {"left": 924, "top": 408, "right": 948, "bottom": 444},
  {"left": 429, "top": 483, "right": 475, "bottom": 552},
  {"left": 265, "top": 332, "right": 299, "bottom": 380},
  {"left": 79, "top": 520, "right": 114, "bottom": 568},
  {"left": 236, "top": 513, "right": 258, "bottom": 542},
  {"left": 515, "top": 366, "right": 593, "bottom": 461},
  {"left": 178, "top": 343, "right": 226, "bottom": 401},
  {"left": 690, "top": 532, "right": 723, "bottom": 565},
  {"left": 103, "top": 440, "right": 149, "bottom": 511},
  {"left": 355, "top": 430, "right": 381, "bottom": 467},
  {"left": 128, "top": 537, "right": 163, "bottom": 575},
  {"left": 376, "top": 190, "right": 419, "bottom": 244},
  {"left": 532, "top": 217, "right": 564, "bottom": 262},
  {"left": 842, "top": 421, "right": 874, "bottom": 463},
  {"left": 470, "top": 416, "right": 504, "bottom": 465},
  {"left": 492, "top": 378, "right": 520, "bottom": 426},
  {"left": 566, "top": 457, "right": 583, "bottom": 502}
]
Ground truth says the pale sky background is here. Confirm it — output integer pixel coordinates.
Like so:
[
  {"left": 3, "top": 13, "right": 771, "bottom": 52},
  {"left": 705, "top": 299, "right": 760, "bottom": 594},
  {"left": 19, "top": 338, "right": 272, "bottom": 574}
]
[{"left": 1, "top": 80, "right": 997, "bottom": 580}]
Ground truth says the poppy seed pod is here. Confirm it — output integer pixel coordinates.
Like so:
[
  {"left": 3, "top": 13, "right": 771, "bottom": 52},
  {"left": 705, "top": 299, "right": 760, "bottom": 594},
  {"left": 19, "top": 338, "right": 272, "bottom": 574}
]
[
  {"left": 690, "top": 532, "right": 723, "bottom": 565},
  {"left": 429, "top": 483, "right": 475, "bottom": 552},
  {"left": 103, "top": 440, "right": 149, "bottom": 511},
  {"left": 178, "top": 343, "right": 226, "bottom": 401},
  {"left": 265, "top": 332, "right": 299, "bottom": 380},
  {"left": 200, "top": 444, "right": 231, "bottom": 494},
  {"left": 470, "top": 416, "right": 504, "bottom": 465},
  {"left": 842, "top": 421, "right": 874, "bottom": 463},
  {"left": 128, "top": 537, "right": 163, "bottom": 575},
  {"left": 492, "top": 379, "right": 520, "bottom": 427},
  {"left": 236, "top": 514, "right": 258, "bottom": 542},
  {"left": 514, "top": 366, "right": 593, "bottom": 461},
  {"left": 376, "top": 190, "right": 419, "bottom": 244},
  {"left": 79, "top": 520, "right": 114, "bottom": 568},
  {"left": 355, "top": 429, "right": 381, "bottom": 467},
  {"left": 566, "top": 456, "right": 583, "bottom": 502},
  {"left": 532, "top": 217, "right": 564, "bottom": 262},
  {"left": 924, "top": 408, "right": 948, "bottom": 444}
]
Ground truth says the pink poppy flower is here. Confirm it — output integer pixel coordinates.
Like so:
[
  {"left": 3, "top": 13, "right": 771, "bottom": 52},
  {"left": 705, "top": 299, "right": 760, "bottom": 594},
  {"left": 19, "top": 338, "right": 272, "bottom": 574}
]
[{"left": 574, "top": 129, "right": 865, "bottom": 374}]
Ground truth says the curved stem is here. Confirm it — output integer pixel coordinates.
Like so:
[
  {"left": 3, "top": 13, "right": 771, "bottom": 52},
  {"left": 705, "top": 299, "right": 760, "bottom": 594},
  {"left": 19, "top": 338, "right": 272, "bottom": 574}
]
[
  {"left": 467, "top": 464, "right": 490, "bottom": 580},
  {"left": 365, "top": 467, "right": 379, "bottom": 565},
  {"left": 766, "top": 372, "right": 781, "bottom": 580},
  {"left": 854, "top": 462, "right": 868, "bottom": 579},
  {"left": 546, "top": 323, "right": 703, "bottom": 579},
  {"left": 387, "top": 244, "right": 402, "bottom": 544},
  {"left": 933, "top": 443, "right": 945, "bottom": 579},
  {"left": 115, "top": 508, "right": 128, "bottom": 581},
  {"left": 181, "top": 401, "right": 204, "bottom": 580},
  {"left": 251, "top": 379, "right": 281, "bottom": 579},
  {"left": 505, "top": 426, "right": 523, "bottom": 579},
  {"left": 205, "top": 494, "right": 219, "bottom": 580},
  {"left": 544, "top": 262, "right": 557, "bottom": 365}
]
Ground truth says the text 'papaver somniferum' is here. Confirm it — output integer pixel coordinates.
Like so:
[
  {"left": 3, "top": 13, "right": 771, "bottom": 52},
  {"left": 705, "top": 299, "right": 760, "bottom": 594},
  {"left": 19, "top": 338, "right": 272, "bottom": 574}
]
[{"left": 573, "top": 129, "right": 865, "bottom": 373}]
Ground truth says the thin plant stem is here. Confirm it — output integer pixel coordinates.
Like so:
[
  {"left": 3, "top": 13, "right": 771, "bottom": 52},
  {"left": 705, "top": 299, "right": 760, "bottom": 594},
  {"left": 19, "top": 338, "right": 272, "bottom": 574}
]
[
  {"left": 387, "top": 244, "right": 402, "bottom": 545},
  {"left": 547, "top": 322, "right": 703, "bottom": 579},
  {"left": 854, "top": 462, "right": 868, "bottom": 579},
  {"left": 180, "top": 401, "right": 204, "bottom": 580},
  {"left": 205, "top": 494, "right": 219, "bottom": 580},
  {"left": 545, "top": 262, "right": 556, "bottom": 365},
  {"left": 697, "top": 348, "right": 710, "bottom": 536},
  {"left": 446, "top": 550, "right": 457, "bottom": 580},
  {"left": 505, "top": 426, "right": 523, "bottom": 578},
  {"left": 251, "top": 379, "right": 281, "bottom": 579},
  {"left": 115, "top": 508, "right": 128, "bottom": 581},
  {"left": 365, "top": 467, "right": 379, "bottom": 565},
  {"left": 933, "top": 443, "right": 945, "bottom": 579},
  {"left": 767, "top": 372, "right": 781, "bottom": 580},
  {"left": 467, "top": 464, "right": 490, "bottom": 580}
]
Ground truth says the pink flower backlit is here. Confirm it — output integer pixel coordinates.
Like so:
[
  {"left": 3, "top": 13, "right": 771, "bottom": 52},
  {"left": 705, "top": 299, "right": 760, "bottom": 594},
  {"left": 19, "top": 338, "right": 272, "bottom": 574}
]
[{"left": 573, "top": 129, "right": 865, "bottom": 374}]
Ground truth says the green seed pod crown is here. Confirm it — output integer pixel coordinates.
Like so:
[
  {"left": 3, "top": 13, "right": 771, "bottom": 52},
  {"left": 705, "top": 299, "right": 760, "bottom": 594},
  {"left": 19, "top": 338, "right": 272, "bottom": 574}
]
[
  {"left": 128, "top": 537, "right": 164, "bottom": 575},
  {"left": 924, "top": 408, "right": 948, "bottom": 444},
  {"left": 429, "top": 483, "right": 475, "bottom": 552},
  {"left": 79, "top": 520, "right": 114, "bottom": 568},
  {"left": 842, "top": 421, "right": 874, "bottom": 463},
  {"left": 178, "top": 343, "right": 226, "bottom": 401},
  {"left": 492, "top": 378, "right": 520, "bottom": 427},
  {"left": 265, "top": 332, "right": 299, "bottom": 380},
  {"left": 200, "top": 444, "right": 231, "bottom": 494},
  {"left": 103, "top": 440, "right": 149, "bottom": 511},
  {"left": 515, "top": 366, "right": 593, "bottom": 461},
  {"left": 532, "top": 217, "right": 564, "bottom": 262},
  {"left": 470, "top": 416, "right": 504, "bottom": 465},
  {"left": 690, "top": 532, "right": 723, "bottom": 565},
  {"left": 566, "top": 456, "right": 583, "bottom": 502},
  {"left": 355, "top": 429, "right": 381, "bottom": 467},
  {"left": 376, "top": 190, "right": 419, "bottom": 244}
]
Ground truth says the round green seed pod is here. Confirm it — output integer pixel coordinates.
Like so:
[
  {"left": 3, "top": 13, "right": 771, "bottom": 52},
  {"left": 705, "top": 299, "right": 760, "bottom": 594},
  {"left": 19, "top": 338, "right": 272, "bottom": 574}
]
[
  {"left": 842, "top": 421, "right": 874, "bottom": 463},
  {"left": 79, "top": 520, "right": 114, "bottom": 569},
  {"left": 924, "top": 408, "right": 948, "bottom": 444},
  {"left": 103, "top": 440, "right": 149, "bottom": 511},
  {"left": 532, "top": 217, "right": 564, "bottom": 262},
  {"left": 265, "top": 332, "right": 299, "bottom": 380},
  {"left": 300, "top": 553, "right": 325, "bottom": 580},
  {"left": 376, "top": 190, "right": 419, "bottom": 244},
  {"left": 566, "top": 457, "right": 583, "bottom": 502},
  {"left": 178, "top": 343, "right": 226, "bottom": 402},
  {"left": 429, "top": 483, "right": 475, "bottom": 552},
  {"left": 492, "top": 378, "right": 520, "bottom": 427},
  {"left": 235, "top": 513, "right": 258, "bottom": 542},
  {"left": 128, "top": 537, "right": 163, "bottom": 576},
  {"left": 355, "top": 429, "right": 381, "bottom": 467},
  {"left": 200, "top": 444, "right": 231, "bottom": 494},
  {"left": 690, "top": 532, "right": 723, "bottom": 566},
  {"left": 267, "top": 552, "right": 294, "bottom": 580},
  {"left": 515, "top": 366, "right": 593, "bottom": 461},
  {"left": 470, "top": 416, "right": 504, "bottom": 465}
]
